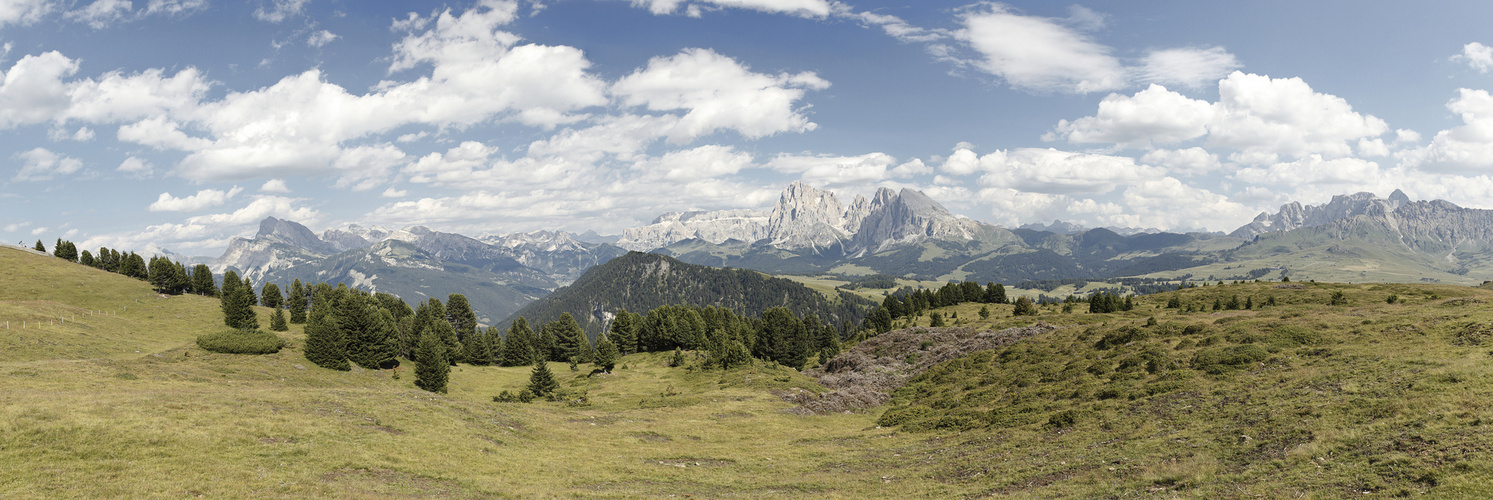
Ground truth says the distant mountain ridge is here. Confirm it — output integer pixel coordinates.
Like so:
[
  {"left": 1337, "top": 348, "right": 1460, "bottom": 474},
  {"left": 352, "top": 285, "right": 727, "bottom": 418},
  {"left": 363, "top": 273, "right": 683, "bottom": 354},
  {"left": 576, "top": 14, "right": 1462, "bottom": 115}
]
[
  {"left": 199, "top": 185, "right": 1493, "bottom": 333},
  {"left": 1230, "top": 190, "right": 1412, "bottom": 239},
  {"left": 617, "top": 181, "right": 999, "bottom": 256},
  {"left": 211, "top": 218, "right": 624, "bottom": 323},
  {"left": 503, "top": 251, "right": 877, "bottom": 336}
]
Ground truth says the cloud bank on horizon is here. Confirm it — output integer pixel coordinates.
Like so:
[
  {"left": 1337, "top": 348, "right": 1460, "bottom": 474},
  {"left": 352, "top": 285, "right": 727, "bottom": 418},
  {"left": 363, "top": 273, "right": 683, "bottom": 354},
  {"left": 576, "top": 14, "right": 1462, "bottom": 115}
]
[{"left": 2, "top": 0, "right": 1493, "bottom": 256}]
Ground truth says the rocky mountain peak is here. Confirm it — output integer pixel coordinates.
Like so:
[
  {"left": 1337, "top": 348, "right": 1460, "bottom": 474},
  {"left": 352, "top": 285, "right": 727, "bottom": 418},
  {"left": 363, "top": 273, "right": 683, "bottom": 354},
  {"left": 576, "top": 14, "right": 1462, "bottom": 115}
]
[
  {"left": 618, "top": 209, "right": 770, "bottom": 251},
  {"left": 255, "top": 217, "right": 335, "bottom": 254},
  {"left": 1019, "top": 220, "right": 1089, "bottom": 234},
  {"left": 871, "top": 186, "right": 896, "bottom": 207},
  {"left": 1231, "top": 190, "right": 1410, "bottom": 239},
  {"left": 894, "top": 188, "right": 948, "bottom": 216},
  {"left": 849, "top": 187, "right": 981, "bottom": 255},
  {"left": 1389, "top": 189, "right": 1412, "bottom": 207},
  {"left": 766, "top": 181, "right": 853, "bottom": 249}
]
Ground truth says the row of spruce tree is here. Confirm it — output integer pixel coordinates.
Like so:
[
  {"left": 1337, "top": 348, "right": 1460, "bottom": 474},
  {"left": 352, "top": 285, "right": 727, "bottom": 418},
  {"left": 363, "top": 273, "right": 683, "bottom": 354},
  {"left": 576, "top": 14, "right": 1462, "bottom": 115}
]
[
  {"left": 222, "top": 274, "right": 851, "bottom": 394},
  {"left": 859, "top": 280, "right": 1144, "bottom": 332},
  {"left": 34, "top": 238, "right": 220, "bottom": 297}
]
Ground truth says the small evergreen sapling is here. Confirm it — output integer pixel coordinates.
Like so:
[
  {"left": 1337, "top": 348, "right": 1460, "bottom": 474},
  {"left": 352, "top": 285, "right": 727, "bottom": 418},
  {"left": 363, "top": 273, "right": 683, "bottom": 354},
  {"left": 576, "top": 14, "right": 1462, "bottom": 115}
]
[
  {"left": 1012, "top": 296, "right": 1037, "bottom": 316},
  {"left": 269, "top": 308, "right": 289, "bottom": 331},
  {"left": 594, "top": 334, "right": 618, "bottom": 373},
  {"left": 528, "top": 360, "right": 558, "bottom": 398}
]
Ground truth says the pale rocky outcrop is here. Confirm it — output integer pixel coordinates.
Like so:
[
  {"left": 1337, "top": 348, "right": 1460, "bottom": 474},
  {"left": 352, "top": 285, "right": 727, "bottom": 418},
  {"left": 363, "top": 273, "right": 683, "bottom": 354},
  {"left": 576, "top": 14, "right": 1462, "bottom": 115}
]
[{"left": 1231, "top": 190, "right": 1409, "bottom": 239}]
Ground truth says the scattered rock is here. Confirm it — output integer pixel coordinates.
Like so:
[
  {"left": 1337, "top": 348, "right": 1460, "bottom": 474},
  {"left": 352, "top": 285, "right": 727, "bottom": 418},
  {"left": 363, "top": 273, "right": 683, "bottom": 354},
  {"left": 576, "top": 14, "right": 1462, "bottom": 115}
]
[{"left": 786, "top": 323, "right": 1058, "bottom": 415}]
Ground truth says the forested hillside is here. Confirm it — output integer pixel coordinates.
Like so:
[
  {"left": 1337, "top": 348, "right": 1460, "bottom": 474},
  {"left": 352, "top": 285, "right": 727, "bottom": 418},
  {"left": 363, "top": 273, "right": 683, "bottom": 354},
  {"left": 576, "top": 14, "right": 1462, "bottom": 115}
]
[{"left": 506, "top": 251, "right": 876, "bottom": 336}]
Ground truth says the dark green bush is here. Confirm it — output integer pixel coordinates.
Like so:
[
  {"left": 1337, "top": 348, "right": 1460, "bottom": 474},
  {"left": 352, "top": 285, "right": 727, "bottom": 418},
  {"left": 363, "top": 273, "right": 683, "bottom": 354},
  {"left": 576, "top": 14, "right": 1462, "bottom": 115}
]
[
  {"left": 988, "top": 404, "right": 1044, "bottom": 428},
  {"left": 196, "top": 329, "right": 284, "bottom": 354},
  {"left": 878, "top": 405, "right": 933, "bottom": 427},
  {"left": 1271, "top": 325, "right": 1323, "bottom": 346},
  {"left": 1094, "top": 327, "right": 1148, "bottom": 349},
  {"left": 1191, "top": 344, "right": 1269, "bottom": 374},
  {"left": 1045, "top": 409, "right": 1083, "bottom": 429}
]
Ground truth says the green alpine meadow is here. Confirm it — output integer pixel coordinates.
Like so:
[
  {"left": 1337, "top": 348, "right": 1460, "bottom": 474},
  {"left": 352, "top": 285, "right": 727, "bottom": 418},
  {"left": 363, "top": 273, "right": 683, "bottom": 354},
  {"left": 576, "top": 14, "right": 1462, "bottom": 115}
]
[{"left": 10, "top": 238, "right": 1493, "bottom": 497}]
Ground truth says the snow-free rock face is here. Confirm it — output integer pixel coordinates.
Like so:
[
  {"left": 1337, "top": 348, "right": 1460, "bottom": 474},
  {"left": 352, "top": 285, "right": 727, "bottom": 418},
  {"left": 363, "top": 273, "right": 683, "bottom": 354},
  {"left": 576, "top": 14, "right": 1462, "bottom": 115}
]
[
  {"left": 478, "top": 230, "right": 627, "bottom": 284},
  {"left": 619, "top": 183, "right": 995, "bottom": 255},
  {"left": 1231, "top": 191, "right": 1409, "bottom": 239},
  {"left": 616, "top": 209, "right": 770, "bottom": 251},
  {"left": 257, "top": 217, "right": 337, "bottom": 254},
  {"left": 212, "top": 217, "right": 334, "bottom": 283},
  {"left": 849, "top": 188, "right": 983, "bottom": 255},
  {"left": 1368, "top": 199, "right": 1493, "bottom": 254},
  {"left": 320, "top": 225, "right": 372, "bottom": 252},
  {"left": 766, "top": 181, "right": 859, "bottom": 250},
  {"left": 1019, "top": 220, "right": 1089, "bottom": 235}
]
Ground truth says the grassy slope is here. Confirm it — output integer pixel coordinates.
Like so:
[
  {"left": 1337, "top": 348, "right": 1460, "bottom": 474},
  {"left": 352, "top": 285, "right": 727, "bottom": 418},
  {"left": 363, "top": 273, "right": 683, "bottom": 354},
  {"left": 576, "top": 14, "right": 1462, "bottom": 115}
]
[
  {"left": 10, "top": 244, "right": 1493, "bottom": 497},
  {"left": 0, "top": 247, "right": 943, "bottom": 498},
  {"left": 869, "top": 281, "right": 1493, "bottom": 497}
]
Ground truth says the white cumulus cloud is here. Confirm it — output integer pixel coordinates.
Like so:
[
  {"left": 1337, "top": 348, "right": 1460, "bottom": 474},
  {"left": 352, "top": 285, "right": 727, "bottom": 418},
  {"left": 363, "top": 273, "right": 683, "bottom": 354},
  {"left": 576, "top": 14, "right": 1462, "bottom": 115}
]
[
  {"left": 149, "top": 186, "right": 244, "bottom": 212},
  {"left": 976, "top": 148, "right": 1159, "bottom": 195},
  {"left": 633, "top": 144, "right": 754, "bottom": 180},
  {"left": 14, "top": 147, "right": 82, "bottom": 181},
  {"left": 627, "top": 0, "right": 832, "bottom": 18},
  {"left": 955, "top": 4, "right": 1125, "bottom": 93},
  {"left": 765, "top": 152, "right": 897, "bottom": 187},
  {"left": 260, "top": 179, "right": 289, "bottom": 193},
  {"left": 307, "top": 30, "right": 338, "bottom": 48},
  {"left": 0, "top": 0, "right": 52, "bottom": 26},
  {"left": 1453, "top": 42, "right": 1493, "bottom": 73},
  {"left": 116, "top": 156, "right": 153, "bottom": 177},
  {"left": 613, "top": 48, "right": 829, "bottom": 142},
  {"left": 1052, "top": 72, "right": 1388, "bottom": 160},
  {"left": 1399, "top": 88, "right": 1493, "bottom": 172}
]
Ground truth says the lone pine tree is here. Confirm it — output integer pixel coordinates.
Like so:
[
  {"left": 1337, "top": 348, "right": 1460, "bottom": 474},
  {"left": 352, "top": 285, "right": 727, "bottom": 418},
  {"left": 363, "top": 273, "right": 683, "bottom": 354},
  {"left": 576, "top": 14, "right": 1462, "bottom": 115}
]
[
  {"left": 527, "top": 360, "right": 558, "bottom": 398},
  {"left": 303, "top": 291, "right": 349, "bottom": 371},
  {"left": 593, "top": 334, "right": 618, "bottom": 373},
  {"left": 287, "top": 279, "right": 307, "bottom": 323},
  {"left": 445, "top": 293, "right": 478, "bottom": 343},
  {"left": 501, "top": 317, "right": 537, "bottom": 367},
  {"left": 190, "top": 264, "right": 216, "bottom": 297},
  {"left": 550, "top": 313, "right": 591, "bottom": 363},
  {"left": 261, "top": 283, "right": 283, "bottom": 310},
  {"left": 219, "top": 269, "right": 258, "bottom": 330},
  {"left": 414, "top": 328, "right": 449, "bottom": 394},
  {"left": 269, "top": 308, "right": 289, "bottom": 331}
]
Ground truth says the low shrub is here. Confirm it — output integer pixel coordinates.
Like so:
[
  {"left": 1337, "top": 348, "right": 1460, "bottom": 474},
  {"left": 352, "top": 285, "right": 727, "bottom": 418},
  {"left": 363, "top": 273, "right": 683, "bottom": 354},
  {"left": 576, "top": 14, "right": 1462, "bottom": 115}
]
[
  {"left": 1094, "top": 327, "right": 1148, "bottom": 349},
  {"left": 196, "top": 329, "right": 283, "bottom": 354},
  {"left": 1271, "top": 325, "right": 1323, "bottom": 347},
  {"left": 1191, "top": 344, "right": 1269, "bottom": 374},
  {"left": 1045, "top": 408, "right": 1084, "bottom": 429},
  {"left": 877, "top": 405, "right": 933, "bottom": 427}
]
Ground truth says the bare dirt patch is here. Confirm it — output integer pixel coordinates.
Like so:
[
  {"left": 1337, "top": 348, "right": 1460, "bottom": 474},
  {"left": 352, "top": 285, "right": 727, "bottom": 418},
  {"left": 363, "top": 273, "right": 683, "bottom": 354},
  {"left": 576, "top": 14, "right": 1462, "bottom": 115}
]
[
  {"left": 319, "top": 467, "right": 483, "bottom": 498},
  {"left": 649, "top": 458, "right": 737, "bottom": 468},
  {"left": 630, "top": 431, "right": 671, "bottom": 442}
]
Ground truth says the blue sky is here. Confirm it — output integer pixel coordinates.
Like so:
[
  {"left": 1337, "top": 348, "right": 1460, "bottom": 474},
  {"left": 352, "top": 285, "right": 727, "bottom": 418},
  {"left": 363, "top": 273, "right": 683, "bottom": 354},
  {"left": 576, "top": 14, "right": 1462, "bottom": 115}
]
[{"left": 4, "top": 0, "right": 1493, "bottom": 257}]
